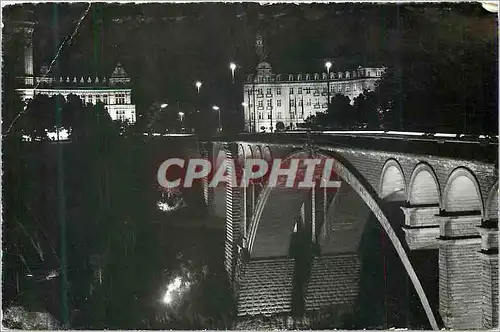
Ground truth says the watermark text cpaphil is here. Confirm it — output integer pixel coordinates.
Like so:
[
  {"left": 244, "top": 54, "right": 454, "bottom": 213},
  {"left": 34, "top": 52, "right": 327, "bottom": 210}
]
[{"left": 157, "top": 157, "right": 342, "bottom": 189}]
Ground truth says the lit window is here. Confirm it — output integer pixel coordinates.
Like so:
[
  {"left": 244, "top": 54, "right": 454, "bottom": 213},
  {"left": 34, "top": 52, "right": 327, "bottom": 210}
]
[
  {"left": 306, "top": 99, "right": 311, "bottom": 106},
  {"left": 290, "top": 88, "right": 294, "bottom": 94},
  {"left": 305, "top": 87, "right": 311, "bottom": 94},
  {"left": 116, "top": 110, "right": 126, "bottom": 121},
  {"left": 277, "top": 87, "right": 281, "bottom": 95},
  {"left": 258, "top": 100, "right": 263, "bottom": 108},
  {"left": 277, "top": 112, "right": 282, "bottom": 119},
  {"left": 267, "top": 99, "right": 272, "bottom": 107},
  {"left": 116, "top": 93, "right": 125, "bottom": 104},
  {"left": 266, "top": 88, "right": 272, "bottom": 95},
  {"left": 277, "top": 99, "right": 282, "bottom": 107},
  {"left": 298, "top": 87, "right": 302, "bottom": 94}
]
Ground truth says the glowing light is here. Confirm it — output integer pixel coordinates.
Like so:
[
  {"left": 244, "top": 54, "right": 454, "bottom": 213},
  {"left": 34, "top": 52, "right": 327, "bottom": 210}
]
[
  {"left": 212, "top": 105, "right": 220, "bottom": 111},
  {"left": 229, "top": 62, "right": 237, "bottom": 71},
  {"left": 241, "top": 102, "right": 248, "bottom": 107},
  {"left": 162, "top": 276, "right": 190, "bottom": 305},
  {"left": 325, "top": 61, "right": 332, "bottom": 72},
  {"left": 195, "top": 81, "right": 202, "bottom": 93},
  {"left": 160, "top": 103, "right": 168, "bottom": 108}
]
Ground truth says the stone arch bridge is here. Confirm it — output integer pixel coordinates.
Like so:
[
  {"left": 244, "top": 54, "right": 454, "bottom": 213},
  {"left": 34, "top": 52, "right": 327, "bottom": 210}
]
[{"left": 198, "top": 132, "right": 498, "bottom": 330}]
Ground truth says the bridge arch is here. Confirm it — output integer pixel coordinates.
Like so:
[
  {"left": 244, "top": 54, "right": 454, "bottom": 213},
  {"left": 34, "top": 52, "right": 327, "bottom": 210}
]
[
  {"left": 252, "top": 145, "right": 262, "bottom": 160},
  {"left": 442, "top": 167, "right": 484, "bottom": 216},
  {"left": 380, "top": 159, "right": 407, "bottom": 200},
  {"left": 247, "top": 149, "right": 438, "bottom": 329},
  {"left": 485, "top": 181, "right": 498, "bottom": 222},
  {"left": 408, "top": 162, "right": 441, "bottom": 206},
  {"left": 261, "top": 145, "right": 273, "bottom": 163},
  {"left": 242, "top": 144, "right": 253, "bottom": 160}
]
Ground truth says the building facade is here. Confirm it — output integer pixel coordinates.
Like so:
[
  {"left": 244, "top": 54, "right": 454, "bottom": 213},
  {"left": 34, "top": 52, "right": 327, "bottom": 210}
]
[
  {"left": 243, "top": 62, "right": 384, "bottom": 132},
  {"left": 12, "top": 17, "right": 137, "bottom": 123}
]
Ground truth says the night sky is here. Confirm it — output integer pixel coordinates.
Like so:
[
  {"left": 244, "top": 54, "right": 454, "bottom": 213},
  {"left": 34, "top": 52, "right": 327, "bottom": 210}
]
[{"left": 3, "top": 2, "right": 497, "bottom": 118}]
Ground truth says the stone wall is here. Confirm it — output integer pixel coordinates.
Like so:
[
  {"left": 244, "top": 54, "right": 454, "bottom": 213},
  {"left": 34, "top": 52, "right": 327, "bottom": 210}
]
[{"left": 438, "top": 238, "right": 482, "bottom": 329}]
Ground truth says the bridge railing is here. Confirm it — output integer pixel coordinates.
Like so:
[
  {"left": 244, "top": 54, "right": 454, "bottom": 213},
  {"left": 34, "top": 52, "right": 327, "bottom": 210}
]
[{"left": 237, "top": 130, "right": 498, "bottom": 145}]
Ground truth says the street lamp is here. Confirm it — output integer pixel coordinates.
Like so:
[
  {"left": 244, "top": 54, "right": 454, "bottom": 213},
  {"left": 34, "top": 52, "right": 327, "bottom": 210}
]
[
  {"left": 212, "top": 105, "right": 221, "bottom": 132},
  {"left": 178, "top": 111, "right": 185, "bottom": 122},
  {"left": 229, "top": 62, "right": 237, "bottom": 83},
  {"left": 325, "top": 61, "right": 332, "bottom": 110},
  {"left": 160, "top": 103, "right": 168, "bottom": 109},
  {"left": 195, "top": 81, "right": 202, "bottom": 94}
]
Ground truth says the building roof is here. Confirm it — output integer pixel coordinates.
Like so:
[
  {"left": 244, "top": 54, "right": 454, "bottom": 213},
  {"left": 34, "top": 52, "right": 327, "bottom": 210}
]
[
  {"left": 110, "top": 62, "right": 129, "bottom": 78},
  {"left": 33, "top": 63, "right": 131, "bottom": 89},
  {"left": 246, "top": 66, "right": 384, "bottom": 84},
  {"left": 237, "top": 258, "right": 295, "bottom": 317},
  {"left": 304, "top": 254, "right": 361, "bottom": 312}
]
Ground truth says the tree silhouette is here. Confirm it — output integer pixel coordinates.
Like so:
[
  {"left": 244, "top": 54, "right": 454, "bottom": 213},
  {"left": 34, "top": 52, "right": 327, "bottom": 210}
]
[{"left": 353, "top": 90, "right": 380, "bottom": 129}]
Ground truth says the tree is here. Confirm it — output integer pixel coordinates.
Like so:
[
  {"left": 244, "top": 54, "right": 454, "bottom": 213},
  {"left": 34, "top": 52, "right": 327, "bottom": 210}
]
[
  {"left": 325, "top": 94, "right": 355, "bottom": 129},
  {"left": 353, "top": 90, "right": 381, "bottom": 129}
]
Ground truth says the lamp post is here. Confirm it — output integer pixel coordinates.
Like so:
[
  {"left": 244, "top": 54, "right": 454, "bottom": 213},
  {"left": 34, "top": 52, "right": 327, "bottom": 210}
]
[
  {"left": 325, "top": 61, "right": 332, "bottom": 110},
  {"left": 195, "top": 81, "right": 202, "bottom": 94},
  {"left": 212, "top": 105, "right": 221, "bottom": 132},
  {"left": 178, "top": 111, "right": 185, "bottom": 132},
  {"left": 229, "top": 62, "right": 236, "bottom": 83},
  {"left": 270, "top": 105, "right": 273, "bottom": 133},
  {"left": 252, "top": 79, "right": 257, "bottom": 133}
]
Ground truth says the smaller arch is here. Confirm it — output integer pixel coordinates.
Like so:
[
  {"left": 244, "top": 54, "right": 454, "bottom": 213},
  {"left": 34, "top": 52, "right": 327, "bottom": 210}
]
[
  {"left": 379, "top": 159, "right": 407, "bottom": 200},
  {"left": 252, "top": 145, "right": 263, "bottom": 160},
  {"left": 261, "top": 145, "right": 273, "bottom": 163},
  {"left": 243, "top": 144, "right": 253, "bottom": 160},
  {"left": 484, "top": 181, "right": 498, "bottom": 222},
  {"left": 408, "top": 163, "right": 441, "bottom": 206},
  {"left": 237, "top": 144, "right": 245, "bottom": 168},
  {"left": 442, "top": 167, "right": 484, "bottom": 216}
]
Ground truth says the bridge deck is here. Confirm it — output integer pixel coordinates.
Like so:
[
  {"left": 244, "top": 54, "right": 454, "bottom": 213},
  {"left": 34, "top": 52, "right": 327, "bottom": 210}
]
[{"left": 207, "top": 132, "right": 498, "bottom": 164}]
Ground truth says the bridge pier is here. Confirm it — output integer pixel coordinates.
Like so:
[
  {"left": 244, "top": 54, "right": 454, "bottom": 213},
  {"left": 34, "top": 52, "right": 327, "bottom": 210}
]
[
  {"left": 222, "top": 142, "right": 243, "bottom": 283},
  {"left": 437, "top": 213, "right": 482, "bottom": 329},
  {"left": 401, "top": 205, "right": 440, "bottom": 250},
  {"left": 477, "top": 223, "right": 498, "bottom": 328},
  {"left": 200, "top": 142, "right": 214, "bottom": 212}
]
